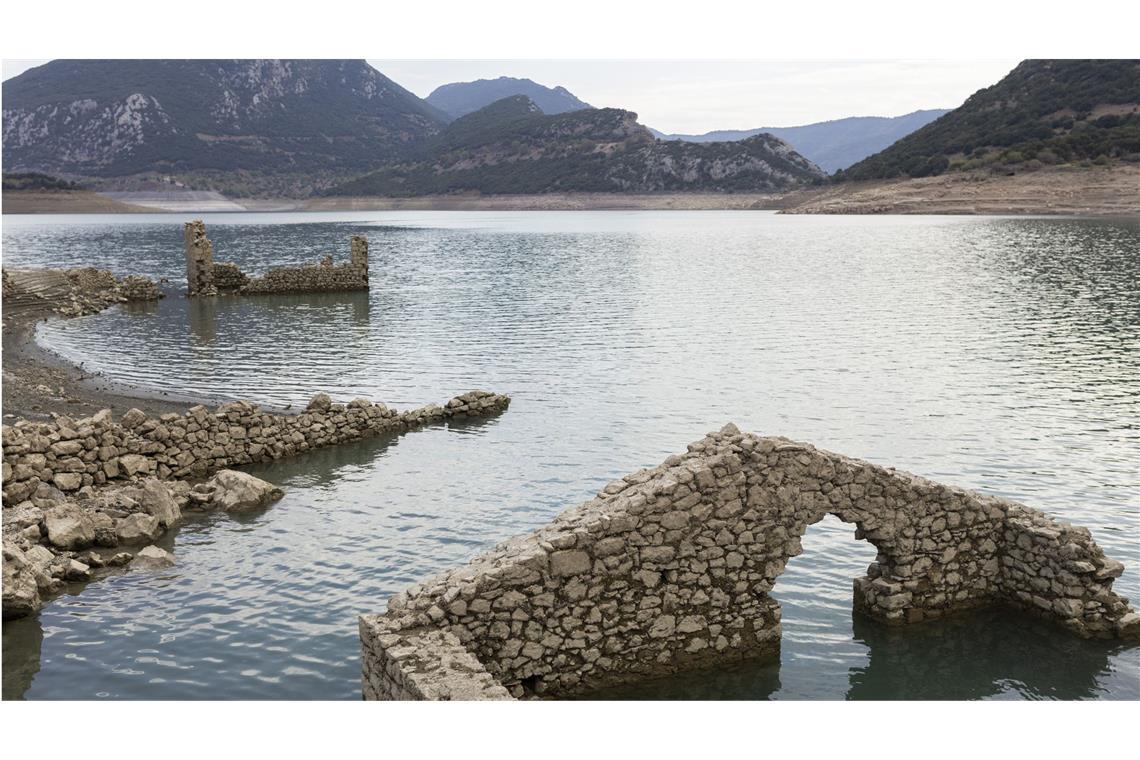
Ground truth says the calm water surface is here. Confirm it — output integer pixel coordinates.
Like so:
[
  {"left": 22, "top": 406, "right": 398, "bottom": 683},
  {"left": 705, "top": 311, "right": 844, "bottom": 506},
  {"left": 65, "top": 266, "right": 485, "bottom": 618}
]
[{"left": 2, "top": 211, "right": 1138, "bottom": 700}]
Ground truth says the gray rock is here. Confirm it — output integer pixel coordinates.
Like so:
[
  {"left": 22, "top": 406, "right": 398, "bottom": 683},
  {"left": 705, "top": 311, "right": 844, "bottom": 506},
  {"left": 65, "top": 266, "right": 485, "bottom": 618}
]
[
  {"left": 52, "top": 472, "right": 83, "bottom": 491},
  {"left": 306, "top": 393, "right": 332, "bottom": 412},
  {"left": 208, "top": 470, "right": 284, "bottom": 512},
  {"left": 115, "top": 513, "right": 160, "bottom": 543},
  {"left": 44, "top": 503, "right": 95, "bottom": 549},
  {"left": 127, "top": 479, "right": 182, "bottom": 529},
  {"left": 133, "top": 545, "right": 175, "bottom": 568},
  {"left": 118, "top": 454, "right": 153, "bottom": 477},
  {"left": 549, "top": 550, "right": 591, "bottom": 577},
  {"left": 2, "top": 543, "right": 42, "bottom": 619}
]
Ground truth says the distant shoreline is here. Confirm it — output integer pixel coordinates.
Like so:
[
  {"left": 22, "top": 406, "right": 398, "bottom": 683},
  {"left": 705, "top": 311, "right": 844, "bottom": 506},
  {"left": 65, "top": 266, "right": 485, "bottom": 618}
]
[
  {"left": 780, "top": 165, "right": 1140, "bottom": 217},
  {"left": 5, "top": 166, "right": 1138, "bottom": 216}
]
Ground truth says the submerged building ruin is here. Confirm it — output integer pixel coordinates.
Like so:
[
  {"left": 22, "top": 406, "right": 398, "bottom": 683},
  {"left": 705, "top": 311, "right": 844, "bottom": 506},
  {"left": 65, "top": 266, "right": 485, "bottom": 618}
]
[
  {"left": 359, "top": 424, "right": 1139, "bottom": 700},
  {"left": 184, "top": 220, "right": 369, "bottom": 296}
]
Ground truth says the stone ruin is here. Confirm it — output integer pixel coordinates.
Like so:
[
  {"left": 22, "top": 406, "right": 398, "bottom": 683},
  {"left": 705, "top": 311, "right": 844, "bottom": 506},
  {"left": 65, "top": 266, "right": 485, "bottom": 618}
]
[
  {"left": 183, "top": 220, "right": 369, "bottom": 296},
  {"left": 2, "top": 390, "right": 509, "bottom": 500},
  {"left": 359, "top": 424, "right": 1139, "bottom": 700},
  {"left": 1, "top": 390, "right": 511, "bottom": 619}
]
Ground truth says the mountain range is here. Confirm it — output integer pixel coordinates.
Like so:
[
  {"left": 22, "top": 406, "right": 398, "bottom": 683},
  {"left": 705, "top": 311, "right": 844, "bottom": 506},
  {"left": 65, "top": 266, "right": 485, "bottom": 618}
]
[
  {"left": 4, "top": 59, "right": 1137, "bottom": 199},
  {"left": 426, "top": 76, "right": 592, "bottom": 119},
  {"left": 2, "top": 59, "right": 450, "bottom": 194},
  {"left": 327, "top": 95, "right": 826, "bottom": 196},
  {"left": 650, "top": 110, "right": 950, "bottom": 173},
  {"left": 842, "top": 59, "right": 1140, "bottom": 180}
]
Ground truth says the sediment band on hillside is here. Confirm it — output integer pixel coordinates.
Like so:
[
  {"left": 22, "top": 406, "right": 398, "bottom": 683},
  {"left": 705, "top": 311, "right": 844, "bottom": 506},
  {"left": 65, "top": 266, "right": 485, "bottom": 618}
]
[{"left": 360, "top": 424, "right": 1138, "bottom": 701}]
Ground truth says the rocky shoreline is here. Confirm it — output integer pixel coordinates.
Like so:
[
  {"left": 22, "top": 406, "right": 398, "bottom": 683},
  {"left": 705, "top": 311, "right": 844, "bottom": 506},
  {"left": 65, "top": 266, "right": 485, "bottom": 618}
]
[
  {"left": 1, "top": 264, "right": 512, "bottom": 620},
  {"left": 3, "top": 465, "right": 285, "bottom": 619},
  {"left": 2, "top": 388, "right": 511, "bottom": 620}
]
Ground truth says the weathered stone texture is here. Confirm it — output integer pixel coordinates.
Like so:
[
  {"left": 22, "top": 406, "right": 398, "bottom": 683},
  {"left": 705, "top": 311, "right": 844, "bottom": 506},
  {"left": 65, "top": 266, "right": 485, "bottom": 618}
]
[
  {"left": 2, "top": 390, "right": 509, "bottom": 502},
  {"left": 210, "top": 262, "right": 249, "bottom": 292},
  {"left": 184, "top": 220, "right": 215, "bottom": 296},
  {"left": 1, "top": 390, "right": 510, "bottom": 619},
  {"left": 184, "top": 221, "right": 369, "bottom": 296},
  {"left": 360, "top": 424, "right": 1137, "bottom": 701}
]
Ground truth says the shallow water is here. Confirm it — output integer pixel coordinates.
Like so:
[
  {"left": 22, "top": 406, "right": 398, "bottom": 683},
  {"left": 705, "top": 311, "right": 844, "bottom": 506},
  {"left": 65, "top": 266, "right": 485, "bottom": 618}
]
[{"left": 2, "top": 211, "right": 1138, "bottom": 700}]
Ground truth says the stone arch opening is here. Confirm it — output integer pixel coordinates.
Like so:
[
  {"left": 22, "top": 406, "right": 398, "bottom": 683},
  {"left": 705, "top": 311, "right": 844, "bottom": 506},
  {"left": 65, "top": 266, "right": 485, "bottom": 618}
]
[
  {"left": 776, "top": 513, "right": 882, "bottom": 633},
  {"left": 360, "top": 424, "right": 1138, "bottom": 700}
]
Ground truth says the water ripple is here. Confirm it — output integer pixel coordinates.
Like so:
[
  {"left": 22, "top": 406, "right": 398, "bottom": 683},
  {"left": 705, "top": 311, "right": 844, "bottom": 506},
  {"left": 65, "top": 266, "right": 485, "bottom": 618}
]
[{"left": 2, "top": 211, "right": 1138, "bottom": 700}]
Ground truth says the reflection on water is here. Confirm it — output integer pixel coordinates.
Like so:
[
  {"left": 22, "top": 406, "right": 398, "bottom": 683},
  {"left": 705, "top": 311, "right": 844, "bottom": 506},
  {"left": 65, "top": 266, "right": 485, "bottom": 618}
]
[
  {"left": 847, "top": 608, "right": 1133, "bottom": 701},
  {"left": 2, "top": 211, "right": 1138, "bottom": 700}
]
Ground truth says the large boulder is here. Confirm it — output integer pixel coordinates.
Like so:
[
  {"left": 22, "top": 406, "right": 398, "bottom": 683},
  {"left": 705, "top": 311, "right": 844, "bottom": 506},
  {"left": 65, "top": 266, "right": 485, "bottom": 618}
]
[
  {"left": 123, "top": 479, "right": 182, "bottom": 529},
  {"left": 208, "top": 470, "right": 284, "bottom": 512},
  {"left": 44, "top": 503, "right": 96, "bottom": 549},
  {"left": 115, "top": 513, "right": 161, "bottom": 543},
  {"left": 2, "top": 543, "right": 42, "bottom": 619}
]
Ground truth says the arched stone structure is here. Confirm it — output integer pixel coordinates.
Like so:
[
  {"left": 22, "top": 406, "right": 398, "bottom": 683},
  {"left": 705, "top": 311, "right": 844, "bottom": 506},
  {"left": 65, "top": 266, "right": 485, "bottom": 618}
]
[{"left": 360, "top": 424, "right": 1138, "bottom": 700}]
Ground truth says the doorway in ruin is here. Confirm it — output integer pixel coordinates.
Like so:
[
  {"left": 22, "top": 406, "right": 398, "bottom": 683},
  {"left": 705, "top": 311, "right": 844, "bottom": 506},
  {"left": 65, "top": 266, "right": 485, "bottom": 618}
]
[
  {"left": 768, "top": 513, "right": 881, "bottom": 697},
  {"left": 584, "top": 513, "right": 881, "bottom": 700}
]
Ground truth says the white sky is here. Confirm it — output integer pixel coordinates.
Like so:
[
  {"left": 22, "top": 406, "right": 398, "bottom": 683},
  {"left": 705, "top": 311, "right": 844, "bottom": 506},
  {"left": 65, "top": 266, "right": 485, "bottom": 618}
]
[{"left": 4, "top": 59, "right": 1020, "bottom": 134}]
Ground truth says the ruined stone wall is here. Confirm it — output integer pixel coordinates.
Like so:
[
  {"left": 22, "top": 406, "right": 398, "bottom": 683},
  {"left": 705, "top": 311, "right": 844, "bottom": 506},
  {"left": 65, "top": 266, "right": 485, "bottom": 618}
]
[
  {"left": 183, "top": 222, "right": 369, "bottom": 296},
  {"left": 184, "top": 221, "right": 215, "bottom": 296},
  {"left": 242, "top": 259, "right": 367, "bottom": 294},
  {"left": 360, "top": 424, "right": 1138, "bottom": 700},
  {"left": 210, "top": 262, "right": 249, "bottom": 292},
  {"left": 2, "top": 391, "right": 508, "bottom": 504},
  {"left": 350, "top": 235, "right": 369, "bottom": 275}
]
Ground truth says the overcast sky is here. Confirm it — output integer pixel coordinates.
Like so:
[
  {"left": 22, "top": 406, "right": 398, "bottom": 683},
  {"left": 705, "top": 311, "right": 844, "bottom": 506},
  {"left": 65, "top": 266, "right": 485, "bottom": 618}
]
[{"left": 4, "top": 59, "right": 1019, "bottom": 134}]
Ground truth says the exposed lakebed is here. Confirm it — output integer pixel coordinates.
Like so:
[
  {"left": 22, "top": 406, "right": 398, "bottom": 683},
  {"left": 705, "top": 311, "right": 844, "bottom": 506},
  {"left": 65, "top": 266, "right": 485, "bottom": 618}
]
[{"left": 2, "top": 211, "right": 1138, "bottom": 699}]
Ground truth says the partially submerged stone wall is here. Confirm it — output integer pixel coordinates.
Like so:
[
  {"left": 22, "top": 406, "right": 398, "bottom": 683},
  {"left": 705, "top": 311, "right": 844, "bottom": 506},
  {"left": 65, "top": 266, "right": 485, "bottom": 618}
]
[
  {"left": 2, "top": 390, "right": 509, "bottom": 504},
  {"left": 183, "top": 221, "right": 369, "bottom": 296},
  {"left": 184, "top": 220, "right": 215, "bottom": 296},
  {"left": 2, "top": 390, "right": 509, "bottom": 620},
  {"left": 360, "top": 424, "right": 1138, "bottom": 701}
]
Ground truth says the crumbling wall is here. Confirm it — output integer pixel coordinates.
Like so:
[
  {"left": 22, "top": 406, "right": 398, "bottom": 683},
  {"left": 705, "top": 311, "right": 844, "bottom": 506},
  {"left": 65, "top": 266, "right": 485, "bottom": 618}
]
[
  {"left": 350, "top": 235, "right": 369, "bottom": 275},
  {"left": 2, "top": 391, "right": 509, "bottom": 502},
  {"left": 184, "top": 220, "right": 215, "bottom": 296},
  {"left": 210, "top": 262, "right": 249, "bottom": 292},
  {"left": 360, "top": 424, "right": 1139, "bottom": 701},
  {"left": 242, "top": 258, "right": 367, "bottom": 294},
  {"left": 183, "top": 221, "right": 369, "bottom": 296}
]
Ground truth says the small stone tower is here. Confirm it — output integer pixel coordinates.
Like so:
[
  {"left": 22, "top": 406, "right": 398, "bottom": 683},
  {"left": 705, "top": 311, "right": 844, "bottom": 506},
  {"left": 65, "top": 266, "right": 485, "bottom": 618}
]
[
  {"left": 184, "top": 220, "right": 216, "bottom": 296},
  {"left": 350, "top": 235, "right": 369, "bottom": 278}
]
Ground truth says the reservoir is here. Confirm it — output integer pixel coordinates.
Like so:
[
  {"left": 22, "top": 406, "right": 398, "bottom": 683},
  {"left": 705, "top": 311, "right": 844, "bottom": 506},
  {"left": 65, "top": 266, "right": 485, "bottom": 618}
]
[{"left": 3, "top": 211, "right": 1138, "bottom": 699}]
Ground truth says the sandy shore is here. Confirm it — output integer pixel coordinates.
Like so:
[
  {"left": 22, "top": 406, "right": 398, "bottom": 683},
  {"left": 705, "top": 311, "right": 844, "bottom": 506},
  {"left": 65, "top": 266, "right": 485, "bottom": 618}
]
[{"left": 779, "top": 165, "right": 1140, "bottom": 216}]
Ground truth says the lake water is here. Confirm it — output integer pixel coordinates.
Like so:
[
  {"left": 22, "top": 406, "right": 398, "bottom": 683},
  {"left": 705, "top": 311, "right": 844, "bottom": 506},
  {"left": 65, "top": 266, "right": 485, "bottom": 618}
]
[{"left": 2, "top": 211, "right": 1138, "bottom": 700}]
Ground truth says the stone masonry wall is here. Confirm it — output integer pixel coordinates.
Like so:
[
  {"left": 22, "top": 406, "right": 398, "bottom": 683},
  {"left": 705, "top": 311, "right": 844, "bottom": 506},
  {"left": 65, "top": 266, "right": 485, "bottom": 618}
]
[
  {"left": 184, "top": 220, "right": 215, "bottom": 296},
  {"left": 360, "top": 424, "right": 1139, "bottom": 700},
  {"left": 210, "top": 262, "right": 249, "bottom": 292},
  {"left": 241, "top": 254, "right": 368, "bottom": 294},
  {"left": 183, "top": 221, "right": 369, "bottom": 296},
  {"left": 2, "top": 391, "right": 509, "bottom": 504}
]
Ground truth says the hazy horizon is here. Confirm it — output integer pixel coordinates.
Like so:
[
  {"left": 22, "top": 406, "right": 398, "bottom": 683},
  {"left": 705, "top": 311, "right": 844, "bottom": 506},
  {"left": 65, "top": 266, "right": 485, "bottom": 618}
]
[{"left": 2, "top": 58, "right": 1018, "bottom": 134}]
